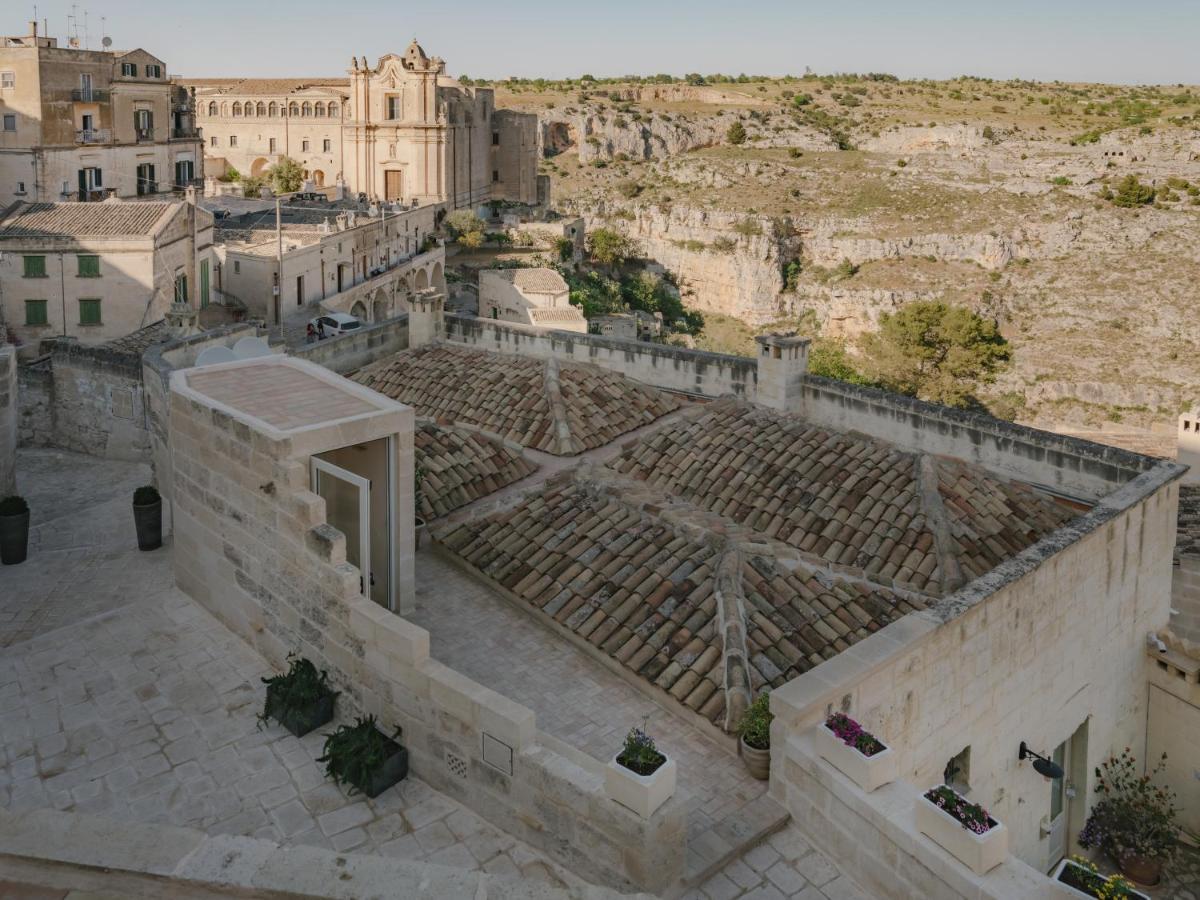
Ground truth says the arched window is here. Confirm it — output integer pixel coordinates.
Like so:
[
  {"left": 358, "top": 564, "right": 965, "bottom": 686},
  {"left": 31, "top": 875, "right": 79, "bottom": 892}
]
[
  {"left": 232, "top": 101, "right": 242, "bottom": 117},
  {"left": 255, "top": 101, "right": 266, "bottom": 117},
  {"left": 301, "top": 102, "right": 312, "bottom": 117},
  {"left": 314, "top": 102, "right": 325, "bottom": 117},
  {"left": 268, "top": 102, "right": 278, "bottom": 117},
  {"left": 327, "top": 102, "right": 339, "bottom": 118},
  {"left": 207, "top": 101, "right": 218, "bottom": 116},
  {"left": 288, "top": 102, "right": 299, "bottom": 117},
  {"left": 220, "top": 102, "right": 228, "bottom": 117},
  {"left": 244, "top": 103, "right": 254, "bottom": 118}
]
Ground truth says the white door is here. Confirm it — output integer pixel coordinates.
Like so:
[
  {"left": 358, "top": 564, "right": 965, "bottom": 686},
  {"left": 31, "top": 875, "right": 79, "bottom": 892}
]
[
  {"left": 1046, "top": 739, "right": 1071, "bottom": 870},
  {"left": 311, "top": 457, "right": 372, "bottom": 602}
]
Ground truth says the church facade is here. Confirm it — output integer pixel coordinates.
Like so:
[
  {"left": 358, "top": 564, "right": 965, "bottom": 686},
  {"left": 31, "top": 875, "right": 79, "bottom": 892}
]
[{"left": 182, "top": 40, "right": 538, "bottom": 208}]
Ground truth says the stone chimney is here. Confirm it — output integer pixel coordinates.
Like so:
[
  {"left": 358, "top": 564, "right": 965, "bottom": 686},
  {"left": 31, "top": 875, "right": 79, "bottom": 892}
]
[
  {"left": 165, "top": 301, "right": 200, "bottom": 339},
  {"left": 408, "top": 289, "right": 444, "bottom": 349},
  {"left": 754, "top": 332, "right": 810, "bottom": 414},
  {"left": 1180, "top": 408, "right": 1200, "bottom": 485}
]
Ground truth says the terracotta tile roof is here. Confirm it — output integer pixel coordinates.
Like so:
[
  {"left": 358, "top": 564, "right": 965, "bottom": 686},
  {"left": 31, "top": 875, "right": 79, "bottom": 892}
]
[
  {"left": 0, "top": 202, "right": 175, "bottom": 239},
  {"left": 100, "top": 320, "right": 170, "bottom": 357},
  {"left": 528, "top": 307, "right": 587, "bottom": 326},
  {"left": 607, "top": 400, "right": 1078, "bottom": 597},
  {"left": 415, "top": 422, "right": 536, "bottom": 520},
  {"left": 351, "top": 345, "right": 679, "bottom": 456},
  {"left": 1178, "top": 486, "right": 1200, "bottom": 560},
  {"left": 492, "top": 267, "right": 569, "bottom": 294},
  {"left": 436, "top": 471, "right": 924, "bottom": 729},
  {"left": 183, "top": 78, "right": 350, "bottom": 96}
]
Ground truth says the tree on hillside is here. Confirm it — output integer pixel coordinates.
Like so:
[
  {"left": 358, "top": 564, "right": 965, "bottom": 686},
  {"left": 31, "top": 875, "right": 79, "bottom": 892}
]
[
  {"left": 857, "top": 301, "right": 1010, "bottom": 407},
  {"left": 726, "top": 121, "right": 748, "bottom": 145},
  {"left": 268, "top": 156, "right": 304, "bottom": 194},
  {"left": 444, "top": 210, "right": 486, "bottom": 248},
  {"left": 1111, "top": 174, "right": 1155, "bottom": 208},
  {"left": 586, "top": 228, "right": 639, "bottom": 268}
]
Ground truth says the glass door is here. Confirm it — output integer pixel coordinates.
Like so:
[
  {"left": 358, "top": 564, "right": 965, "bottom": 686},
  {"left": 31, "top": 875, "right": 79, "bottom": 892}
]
[
  {"left": 311, "top": 457, "right": 372, "bottom": 601},
  {"left": 1047, "top": 739, "right": 1070, "bottom": 869}
]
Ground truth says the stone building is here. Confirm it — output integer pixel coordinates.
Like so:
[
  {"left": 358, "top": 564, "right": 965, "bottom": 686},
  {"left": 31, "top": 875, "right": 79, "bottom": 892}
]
[
  {"left": 0, "top": 197, "right": 214, "bottom": 348},
  {"left": 0, "top": 21, "right": 202, "bottom": 207},
  {"left": 213, "top": 199, "right": 442, "bottom": 329},
  {"left": 589, "top": 309, "right": 662, "bottom": 340},
  {"left": 477, "top": 267, "right": 586, "bottom": 333},
  {"left": 182, "top": 40, "right": 537, "bottom": 208}
]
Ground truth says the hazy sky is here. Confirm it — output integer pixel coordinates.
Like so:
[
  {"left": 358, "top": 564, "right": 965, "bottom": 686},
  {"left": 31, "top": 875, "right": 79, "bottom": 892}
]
[{"left": 20, "top": 1, "right": 1199, "bottom": 84}]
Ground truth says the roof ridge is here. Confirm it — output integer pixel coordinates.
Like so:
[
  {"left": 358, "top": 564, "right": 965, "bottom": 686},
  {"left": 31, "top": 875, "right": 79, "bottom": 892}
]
[
  {"left": 915, "top": 454, "right": 966, "bottom": 594},
  {"left": 541, "top": 356, "right": 579, "bottom": 456},
  {"left": 713, "top": 544, "right": 753, "bottom": 732}
]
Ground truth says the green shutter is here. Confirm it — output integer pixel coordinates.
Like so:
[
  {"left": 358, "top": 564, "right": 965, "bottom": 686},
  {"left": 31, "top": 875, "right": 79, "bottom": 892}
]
[
  {"left": 78, "top": 298, "right": 102, "bottom": 325},
  {"left": 77, "top": 255, "right": 100, "bottom": 277},
  {"left": 24, "top": 299, "right": 47, "bottom": 326},
  {"left": 200, "top": 260, "right": 210, "bottom": 308},
  {"left": 23, "top": 255, "right": 46, "bottom": 278}
]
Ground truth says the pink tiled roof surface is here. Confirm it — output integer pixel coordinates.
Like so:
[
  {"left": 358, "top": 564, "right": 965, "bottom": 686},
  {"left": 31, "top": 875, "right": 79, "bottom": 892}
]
[
  {"left": 415, "top": 422, "right": 536, "bottom": 520},
  {"left": 606, "top": 400, "right": 1078, "bottom": 597},
  {"left": 351, "top": 345, "right": 679, "bottom": 455}
]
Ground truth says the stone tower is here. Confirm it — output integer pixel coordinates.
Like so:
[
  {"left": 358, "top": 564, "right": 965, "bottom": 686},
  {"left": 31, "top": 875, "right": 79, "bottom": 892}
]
[{"left": 408, "top": 289, "right": 445, "bottom": 349}]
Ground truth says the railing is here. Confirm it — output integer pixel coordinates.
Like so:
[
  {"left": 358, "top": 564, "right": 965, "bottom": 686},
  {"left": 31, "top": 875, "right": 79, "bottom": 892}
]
[
  {"left": 70, "top": 88, "right": 108, "bottom": 102},
  {"left": 135, "top": 127, "right": 155, "bottom": 142},
  {"left": 75, "top": 128, "right": 111, "bottom": 144},
  {"left": 170, "top": 127, "right": 199, "bottom": 140},
  {"left": 136, "top": 181, "right": 158, "bottom": 196}
]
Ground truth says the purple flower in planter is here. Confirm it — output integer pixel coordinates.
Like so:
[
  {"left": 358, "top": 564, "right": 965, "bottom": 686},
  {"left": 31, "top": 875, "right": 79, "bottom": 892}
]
[
  {"left": 825, "top": 712, "right": 885, "bottom": 757},
  {"left": 925, "top": 785, "right": 995, "bottom": 834}
]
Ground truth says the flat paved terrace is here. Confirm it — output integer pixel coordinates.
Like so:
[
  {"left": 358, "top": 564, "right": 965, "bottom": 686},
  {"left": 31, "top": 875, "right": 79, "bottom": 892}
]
[{"left": 0, "top": 450, "right": 579, "bottom": 891}]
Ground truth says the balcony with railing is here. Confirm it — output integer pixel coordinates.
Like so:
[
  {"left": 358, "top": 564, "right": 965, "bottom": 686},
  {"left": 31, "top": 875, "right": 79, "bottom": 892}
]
[
  {"left": 75, "top": 128, "right": 111, "bottom": 144},
  {"left": 70, "top": 88, "right": 108, "bottom": 102},
  {"left": 135, "top": 127, "right": 155, "bottom": 142},
  {"left": 170, "top": 126, "right": 200, "bottom": 140}
]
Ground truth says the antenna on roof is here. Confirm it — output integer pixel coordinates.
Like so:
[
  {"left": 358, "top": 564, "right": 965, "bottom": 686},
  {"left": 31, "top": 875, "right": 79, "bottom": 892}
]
[{"left": 101, "top": 16, "right": 110, "bottom": 50}]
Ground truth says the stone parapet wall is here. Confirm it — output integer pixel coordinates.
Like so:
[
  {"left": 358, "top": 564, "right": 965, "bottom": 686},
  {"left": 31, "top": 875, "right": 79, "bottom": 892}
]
[
  {"left": 15, "top": 358, "right": 52, "bottom": 449},
  {"left": 293, "top": 314, "right": 409, "bottom": 375},
  {"left": 167, "top": 369, "right": 685, "bottom": 894},
  {"left": 1173, "top": 555, "right": 1200, "bottom": 642},
  {"left": 444, "top": 314, "right": 757, "bottom": 399},
  {"left": 769, "top": 465, "right": 1181, "bottom": 879},
  {"left": 0, "top": 346, "right": 16, "bottom": 495},
  {"left": 0, "top": 807, "right": 650, "bottom": 900}
]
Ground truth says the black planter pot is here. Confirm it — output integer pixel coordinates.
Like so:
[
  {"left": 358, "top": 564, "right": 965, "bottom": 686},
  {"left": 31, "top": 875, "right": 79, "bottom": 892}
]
[
  {"left": 0, "top": 510, "right": 30, "bottom": 565},
  {"left": 337, "top": 738, "right": 408, "bottom": 798},
  {"left": 132, "top": 499, "right": 162, "bottom": 551},
  {"left": 265, "top": 686, "right": 336, "bottom": 738}
]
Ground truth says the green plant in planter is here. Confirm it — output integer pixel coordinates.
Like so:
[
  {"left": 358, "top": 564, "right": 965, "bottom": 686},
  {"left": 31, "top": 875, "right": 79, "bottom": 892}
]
[
  {"left": 258, "top": 654, "right": 339, "bottom": 735},
  {"left": 133, "top": 485, "right": 160, "bottom": 505},
  {"left": 1079, "top": 749, "right": 1179, "bottom": 869},
  {"left": 616, "top": 720, "right": 666, "bottom": 776},
  {"left": 737, "top": 692, "right": 773, "bottom": 750},
  {"left": 0, "top": 496, "right": 29, "bottom": 515},
  {"left": 318, "top": 715, "right": 404, "bottom": 795}
]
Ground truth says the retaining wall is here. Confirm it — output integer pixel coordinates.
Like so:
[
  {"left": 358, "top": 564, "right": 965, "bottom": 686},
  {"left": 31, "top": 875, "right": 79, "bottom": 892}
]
[{"left": 293, "top": 314, "right": 409, "bottom": 375}]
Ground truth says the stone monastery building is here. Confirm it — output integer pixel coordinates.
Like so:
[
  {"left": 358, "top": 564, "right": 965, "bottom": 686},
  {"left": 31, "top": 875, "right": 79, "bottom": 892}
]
[{"left": 182, "top": 40, "right": 538, "bottom": 208}]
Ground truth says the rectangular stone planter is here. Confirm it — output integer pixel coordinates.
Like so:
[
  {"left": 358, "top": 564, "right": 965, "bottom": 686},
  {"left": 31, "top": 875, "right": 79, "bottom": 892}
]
[
  {"left": 1051, "top": 859, "right": 1150, "bottom": 899},
  {"left": 605, "top": 752, "right": 676, "bottom": 818},
  {"left": 347, "top": 740, "right": 409, "bottom": 799},
  {"left": 814, "top": 722, "right": 897, "bottom": 792},
  {"left": 264, "top": 686, "right": 335, "bottom": 738},
  {"left": 916, "top": 786, "right": 1008, "bottom": 876}
]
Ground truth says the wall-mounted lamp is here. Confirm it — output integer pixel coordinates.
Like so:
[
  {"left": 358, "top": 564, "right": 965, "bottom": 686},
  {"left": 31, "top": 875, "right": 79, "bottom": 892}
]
[{"left": 1019, "top": 742, "right": 1064, "bottom": 780}]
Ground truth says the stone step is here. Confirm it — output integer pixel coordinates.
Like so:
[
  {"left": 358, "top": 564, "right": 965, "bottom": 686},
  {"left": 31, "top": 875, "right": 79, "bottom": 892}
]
[{"left": 680, "top": 792, "right": 790, "bottom": 891}]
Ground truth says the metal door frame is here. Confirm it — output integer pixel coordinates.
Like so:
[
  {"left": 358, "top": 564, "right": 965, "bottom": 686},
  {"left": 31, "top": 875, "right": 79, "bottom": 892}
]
[{"left": 311, "top": 456, "right": 371, "bottom": 601}]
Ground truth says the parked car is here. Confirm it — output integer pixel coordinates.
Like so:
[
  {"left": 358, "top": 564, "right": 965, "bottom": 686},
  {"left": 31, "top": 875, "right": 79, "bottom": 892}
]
[{"left": 310, "top": 313, "right": 363, "bottom": 337}]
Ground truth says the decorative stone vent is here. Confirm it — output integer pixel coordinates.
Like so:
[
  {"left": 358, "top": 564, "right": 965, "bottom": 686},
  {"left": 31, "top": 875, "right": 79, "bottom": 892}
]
[{"left": 445, "top": 749, "right": 469, "bottom": 780}]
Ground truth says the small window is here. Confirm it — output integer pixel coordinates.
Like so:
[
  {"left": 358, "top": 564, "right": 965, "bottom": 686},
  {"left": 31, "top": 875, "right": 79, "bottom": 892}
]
[
  {"left": 145, "top": 64, "right": 162, "bottom": 78},
  {"left": 23, "top": 256, "right": 46, "bottom": 278},
  {"left": 233, "top": 260, "right": 240, "bottom": 274},
  {"left": 301, "top": 139, "right": 310, "bottom": 152},
  {"left": 210, "top": 135, "right": 217, "bottom": 147},
  {"left": 2, "top": 114, "right": 14, "bottom": 132},
  {"left": 323, "top": 138, "right": 331, "bottom": 153},
  {"left": 174, "top": 273, "right": 188, "bottom": 304},
  {"left": 386, "top": 96, "right": 401, "bottom": 120},
  {"left": 78, "top": 298, "right": 102, "bottom": 325},
  {"left": 1, "top": 71, "right": 14, "bottom": 89},
  {"left": 269, "top": 137, "right": 277, "bottom": 153},
  {"left": 121, "top": 62, "right": 136, "bottom": 77},
  {"left": 16, "top": 181, "right": 25, "bottom": 194},
  {"left": 229, "top": 135, "right": 237, "bottom": 147},
  {"left": 492, "top": 170, "right": 500, "bottom": 183},
  {"left": 77, "top": 255, "right": 100, "bottom": 277},
  {"left": 24, "top": 299, "right": 48, "bottom": 326},
  {"left": 492, "top": 131, "right": 500, "bottom": 146}
]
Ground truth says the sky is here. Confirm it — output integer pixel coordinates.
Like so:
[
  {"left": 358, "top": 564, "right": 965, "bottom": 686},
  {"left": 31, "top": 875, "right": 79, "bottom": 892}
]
[{"left": 18, "top": 1, "right": 1200, "bottom": 85}]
